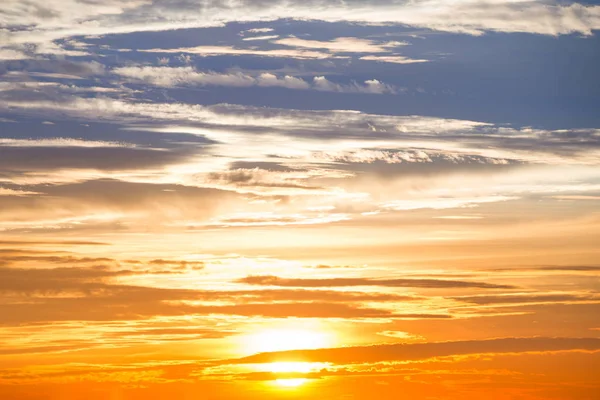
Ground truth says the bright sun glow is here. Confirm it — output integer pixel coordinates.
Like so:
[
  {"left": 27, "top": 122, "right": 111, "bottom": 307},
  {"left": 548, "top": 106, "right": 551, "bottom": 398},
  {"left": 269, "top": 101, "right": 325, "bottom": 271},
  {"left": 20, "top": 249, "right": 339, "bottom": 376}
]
[
  {"left": 245, "top": 327, "right": 333, "bottom": 354},
  {"left": 263, "top": 362, "right": 314, "bottom": 373},
  {"left": 273, "top": 378, "right": 308, "bottom": 388}
]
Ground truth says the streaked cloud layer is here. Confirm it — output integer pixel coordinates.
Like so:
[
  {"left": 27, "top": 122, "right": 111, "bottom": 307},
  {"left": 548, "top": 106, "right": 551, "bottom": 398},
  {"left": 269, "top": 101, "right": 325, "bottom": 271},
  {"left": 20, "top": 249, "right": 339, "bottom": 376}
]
[{"left": 1, "top": 0, "right": 599, "bottom": 399}]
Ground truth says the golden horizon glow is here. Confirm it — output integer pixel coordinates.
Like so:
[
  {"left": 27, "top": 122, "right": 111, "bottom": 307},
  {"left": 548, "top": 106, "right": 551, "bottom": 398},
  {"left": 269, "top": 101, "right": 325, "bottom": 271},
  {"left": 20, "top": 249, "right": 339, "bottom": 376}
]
[{"left": 2, "top": 0, "right": 600, "bottom": 398}]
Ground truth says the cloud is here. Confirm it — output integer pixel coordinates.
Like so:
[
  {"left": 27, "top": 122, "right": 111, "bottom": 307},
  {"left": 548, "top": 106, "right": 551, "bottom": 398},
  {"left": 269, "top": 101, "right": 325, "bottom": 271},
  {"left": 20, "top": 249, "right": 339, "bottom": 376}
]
[
  {"left": 0, "top": 138, "right": 134, "bottom": 148},
  {"left": 242, "top": 35, "right": 279, "bottom": 41},
  {"left": 3, "top": 59, "right": 106, "bottom": 77},
  {"left": 312, "top": 76, "right": 397, "bottom": 94},
  {"left": 243, "top": 28, "right": 274, "bottom": 34},
  {"left": 220, "top": 289, "right": 420, "bottom": 303},
  {"left": 234, "top": 337, "right": 600, "bottom": 365},
  {"left": 113, "top": 66, "right": 396, "bottom": 94},
  {"left": 492, "top": 266, "right": 600, "bottom": 272},
  {"left": 0, "top": 97, "right": 492, "bottom": 140},
  {"left": 0, "top": 179, "right": 242, "bottom": 231},
  {"left": 312, "top": 149, "right": 521, "bottom": 171},
  {"left": 136, "top": 42, "right": 427, "bottom": 63},
  {"left": 0, "top": 267, "right": 447, "bottom": 324},
  {"left": 101, "top": 327, "right": 236, "bottom": 340},
  {"left": 2, "top": 0, "right": 600, "bottom": 51},
  {"left": 0, "top": 240, "right": 109, "bottom": 246},
  {"left": 0, "top": 48, "right": 29, "bottom": 60},
  {"left": 236, "top": 275, "right": 515, "bottom": 289},
  {"left": 204, "top": 211, "right": 350, "bottom": 227},
  {"left": 114, "top": 66, "right": 257, "bottom": 87},
  {"left": 452, "top": 293, "right": 600, "bottom": 305},
  {"left": 381, "top": 195, "right": 518, "bottom": 211},
  {"left": 0, "top": 255, "right": 451, "bottom": 326},
  {"left": 0, "top": 188, "right": 39, "bottom": 196},
  {"left": 274, "top": 37, "right": 407, "bottom": 53},
  {"left": 359, "top": 55, "right": 428, "bottom": 64},
  {"left": 376, "top": 331, "right": 425, "bottom": 341},
  {"left": 137, "top": 45, "right": 339, "bottom": 59},
  {"left": 552, "top": 195, "right": 600, "bottom": 200},
  {"left": 0, "top": 145, "right": 197, "bottom": 172}
]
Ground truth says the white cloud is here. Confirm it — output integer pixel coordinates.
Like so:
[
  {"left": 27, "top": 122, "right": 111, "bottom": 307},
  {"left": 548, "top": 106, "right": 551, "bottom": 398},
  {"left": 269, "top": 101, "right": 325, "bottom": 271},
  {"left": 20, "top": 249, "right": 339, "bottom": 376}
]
[
  {"left": 2, "top": 0, "right": 599, "bottom": 52},
  {"left": 137, "top": 42, "right": 427, "bottom": 64},
  {"left": 0, "top": 48, "right": 29, "bottom": 60},
  {"left": 274, "top": 37, "right": 407, "bottom": 53},
  {"left": 3, "top": 96, "right": 599, "bottom": 167},
  {"left": 256, "top": 73, "right": 311, "bottom": 90},
  {"left": 0, "top": 97, "right": 493, "bottom": 136},
  {"left": 113, "top": 66, "right": 396, "bottom": 94},
  {"left": 244, "top": 28, "right": 275, "bottom": 34},
  {"left": 0, "top": 138, "right": 134, "bottom": 148},
  {"left": 313, "top": 76, "right": 397, "bottom": 94},
  {"left": 360, "top": 55, "right": 429, "bottom": 64},
  {"left": 113, "top": 66, "right": 256, "bottom": 87},
  {"left": 242, "top": 35, "right": 279, "bottom": 41},
  {"left": 137, "top": 45, "right": 340, "bottom": 60},
  {"left": 34, "top": 41, "right": 91, "bottom": 57}
]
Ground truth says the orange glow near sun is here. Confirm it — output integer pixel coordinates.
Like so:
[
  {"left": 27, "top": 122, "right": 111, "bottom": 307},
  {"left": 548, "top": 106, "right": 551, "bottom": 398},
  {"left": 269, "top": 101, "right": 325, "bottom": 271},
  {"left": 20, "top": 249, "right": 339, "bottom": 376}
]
[
  {"left": 273, "top": 378, "right": 308, "bottom": 388},
  {"left": 244, "top": 326, "right": 334, "bottom": 354}
]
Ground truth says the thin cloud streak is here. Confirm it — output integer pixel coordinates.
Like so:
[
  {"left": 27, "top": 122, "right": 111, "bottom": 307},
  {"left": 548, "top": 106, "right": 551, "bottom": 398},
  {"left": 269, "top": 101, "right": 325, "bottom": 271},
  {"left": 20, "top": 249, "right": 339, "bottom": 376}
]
[
  {"left": 234, "top": 337, "right": 600, "bottom": 364},
  {"left": 237, "top": 275, "right": 515, "bottom": 289}
]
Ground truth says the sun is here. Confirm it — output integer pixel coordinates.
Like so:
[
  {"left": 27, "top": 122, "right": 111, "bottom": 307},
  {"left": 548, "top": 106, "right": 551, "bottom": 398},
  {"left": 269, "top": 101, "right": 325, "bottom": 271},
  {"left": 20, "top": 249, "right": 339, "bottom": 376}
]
[{"left": 239, "top": 324, "right": 334, "bottom": 389}]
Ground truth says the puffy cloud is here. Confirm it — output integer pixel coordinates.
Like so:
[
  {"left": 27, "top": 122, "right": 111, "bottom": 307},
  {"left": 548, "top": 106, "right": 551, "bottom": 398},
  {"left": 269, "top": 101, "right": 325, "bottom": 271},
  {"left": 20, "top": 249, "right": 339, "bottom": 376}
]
[
  {"left": 114, "top": 66, "right": 257, "bottom": 87},
  {"left": 312, "top": 76, "right": 397, "bottom": 94}
]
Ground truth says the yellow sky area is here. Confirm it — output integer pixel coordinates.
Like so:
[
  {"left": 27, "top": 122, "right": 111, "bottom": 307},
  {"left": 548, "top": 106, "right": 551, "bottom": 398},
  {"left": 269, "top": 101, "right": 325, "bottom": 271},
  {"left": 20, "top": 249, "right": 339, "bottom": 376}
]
[{"left": 1, "top": 177, "right": 599, "bottom": 400}]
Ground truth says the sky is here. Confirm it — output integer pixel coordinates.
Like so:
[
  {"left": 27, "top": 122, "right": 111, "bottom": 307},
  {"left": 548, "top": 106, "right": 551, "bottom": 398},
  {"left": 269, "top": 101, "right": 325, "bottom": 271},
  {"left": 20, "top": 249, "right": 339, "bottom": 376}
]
[{"left": 1, "top": 0, "right": 600, "bottom": 399}]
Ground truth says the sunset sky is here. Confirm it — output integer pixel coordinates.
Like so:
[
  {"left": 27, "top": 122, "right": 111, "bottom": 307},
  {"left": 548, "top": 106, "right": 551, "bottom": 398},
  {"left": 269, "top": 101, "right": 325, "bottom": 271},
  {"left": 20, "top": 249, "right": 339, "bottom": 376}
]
[{"left": 1, "top": 1, "right": 600, "bottom": 399}]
